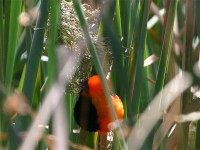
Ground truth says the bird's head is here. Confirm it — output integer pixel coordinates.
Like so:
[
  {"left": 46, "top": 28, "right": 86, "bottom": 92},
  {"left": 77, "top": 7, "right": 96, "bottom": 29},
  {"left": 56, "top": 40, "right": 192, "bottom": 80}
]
[{"left": 88, "top": 75, "right": 110, "bottom": 97}]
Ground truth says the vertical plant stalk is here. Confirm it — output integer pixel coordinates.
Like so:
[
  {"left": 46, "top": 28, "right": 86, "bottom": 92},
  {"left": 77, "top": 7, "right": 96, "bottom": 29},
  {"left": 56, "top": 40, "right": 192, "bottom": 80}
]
[
  {"left": 53, "top": 96, "right": 68, "bottom": 150},
  {"left": 181, "top": 0, "right": 196, "bottom": 149},
  {"left": 16, "top": 0, "right": 49, "bottom": 132},
  {"left": 114, "top": 0, "right": 122, "bottom": 39},
  {"left": 98, "top": 1, "right": 123, "bottom": 148},
  {"left": 195, "top": 121, "right": 200, "bottom": 149},
  {"left": 14, "top": 30, "right": 27, "bottom": 70},
  {"left": 3, "top": 0, "right": 11, "bottom": 80},
  {"left": 19, "top": 46, "right": 80, "bottom": 150},
  {"left": 72, "top": 0, "right": 118, "bottom": 125},
  {"left": 119, "top": 0, "right": 130, "bottom": 48},
  {"left": 195, "top": 1, "right": 200, "bottom": 148},
  {"left": 98, "top": 0, "right": 124, "bottom": 95},
  {"left": 100, "top": 0, "right": 125, "bottom": 98},
  {"left": 127, "top": 0, "right": 140, "bottom": 48},
  {"left": 126, "top": 0, "right": 140, "bottom": 102},
  {"left": 129, "top": 0, "right": 150, "bottom": 119},
  {"left": 46, "top": 0, "right": 60, "bottom": 89},
  {"left": 72, "top": 0, "right": 127, "bottom": 149},
  {"left": 5, "top": 0, "right": 22, "bottom": 93},
  {"left": 153, "top": 0, "right": 178, "bottom": 95},
  {"left": 127, "top": 72, "right": 192, "bottom": 150},
  {"left": 0, "top": 0, "right": 3, "bottom": 82},
  {"left": 98, "top": 0, "right": 125, "bottom": 99},
  {"left": 188, "top": 122, "right": 196, "bottom": 150},
  {"left": 22, "top": 0, "right": 48, "bottom": 104}
]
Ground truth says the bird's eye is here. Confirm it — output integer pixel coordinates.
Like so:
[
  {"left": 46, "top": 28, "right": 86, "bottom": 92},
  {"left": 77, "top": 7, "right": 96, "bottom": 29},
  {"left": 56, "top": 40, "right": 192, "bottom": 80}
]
[{"left": 80, "top": 79, "right": 89, "bottom": 92}]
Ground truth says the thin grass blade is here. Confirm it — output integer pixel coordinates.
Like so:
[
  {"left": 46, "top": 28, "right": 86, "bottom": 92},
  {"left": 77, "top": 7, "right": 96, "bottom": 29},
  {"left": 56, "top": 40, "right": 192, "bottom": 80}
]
[
  {"left": 153, "top": 0, "right": 178, "bottom": 95},
  {"left": 72, "top": 0, "right": 127, "bottom": 149},
  {"left": 5, "top": 0, "right": 22, "bottom": 93},
  {"left": 22, "top": 0, "right": 48, "bottom": 104},
  {"left": 0, "top": 0, "right": 3, "bottom": 82},
  {"left": 46, "top": 0, "right": 60, "bottom": 89},
  {"left": 19, "top": 45, "right": 81, "bottom": 150},
  {"left": 127, "top": 71, "right": 192, "bottom": 150},
  {"left": 129, "top": 0, "right": 150, "bottom": 119}
]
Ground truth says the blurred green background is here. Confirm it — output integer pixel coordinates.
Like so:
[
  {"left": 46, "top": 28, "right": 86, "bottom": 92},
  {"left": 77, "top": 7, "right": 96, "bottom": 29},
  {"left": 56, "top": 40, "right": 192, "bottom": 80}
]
[{"left": 1, "top": 0, "right": 200, "bottom": 149}]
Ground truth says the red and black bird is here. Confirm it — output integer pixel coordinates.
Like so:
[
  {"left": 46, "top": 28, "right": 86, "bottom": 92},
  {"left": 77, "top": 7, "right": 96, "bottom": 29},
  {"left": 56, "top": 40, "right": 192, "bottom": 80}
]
[{"left": 74, "top": 75, "right": 124, "bottom": 134}]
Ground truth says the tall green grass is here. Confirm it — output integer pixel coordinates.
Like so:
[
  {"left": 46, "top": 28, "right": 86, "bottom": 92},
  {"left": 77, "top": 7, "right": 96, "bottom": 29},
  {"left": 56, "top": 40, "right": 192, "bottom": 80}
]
[{"left": 0, "top": 0, "right": 200, "bottom": 149}]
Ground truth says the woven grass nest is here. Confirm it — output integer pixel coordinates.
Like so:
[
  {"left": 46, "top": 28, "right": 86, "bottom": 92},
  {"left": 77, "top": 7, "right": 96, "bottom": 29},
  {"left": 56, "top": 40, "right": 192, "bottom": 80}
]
[{"left": 56, "top": 0, "right": 111, "bottom": 94}]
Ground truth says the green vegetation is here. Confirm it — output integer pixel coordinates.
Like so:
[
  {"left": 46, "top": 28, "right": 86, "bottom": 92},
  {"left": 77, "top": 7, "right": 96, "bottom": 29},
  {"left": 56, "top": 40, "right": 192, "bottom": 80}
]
[{"left": 0, "top": 0, "right": 200, "bottom": 149}]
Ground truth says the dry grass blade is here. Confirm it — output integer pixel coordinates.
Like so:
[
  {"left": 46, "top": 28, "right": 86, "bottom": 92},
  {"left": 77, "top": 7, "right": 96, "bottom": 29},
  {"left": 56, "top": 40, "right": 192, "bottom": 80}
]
[
  {"left": 148, "top": 2, "right": 165, "bottom": 29},
  {"left": 173, "top": 14, "right": 182, "bottom": 55},
  {"left": 176, "top": 112, "right": 200, "bottom": 123},
  {"left": 165, "top": 126, "right": 179, "bottom": 150},
  {"left": 127, "top": 71, "right": 192, "bottom": 150},
  {"left": 53, "top": 97, "right": 68, "bottom": 150},
  {"left": 19, "top": 45, "right": 82, "bottom": 150},
  {"left": 46, "top": 135, "right": 94, "bottom": 150},
  {"left": 153, "top": 98, "right": 181, "bottom": 149},
  {"left": 144, "top": 54, "right": 158, "bottom": 67},
  {"left": 150, "top": 2, "right": 164, "bottom": 25},
  {"left": 148, "top": 2, "right": 183, "bottom": 51}
]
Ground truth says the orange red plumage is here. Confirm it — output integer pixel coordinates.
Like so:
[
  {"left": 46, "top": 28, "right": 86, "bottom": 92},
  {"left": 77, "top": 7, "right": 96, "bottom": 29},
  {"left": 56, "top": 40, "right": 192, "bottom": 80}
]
[{"left": 74, "top": 75, "right": 124, "bottom": 134}]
